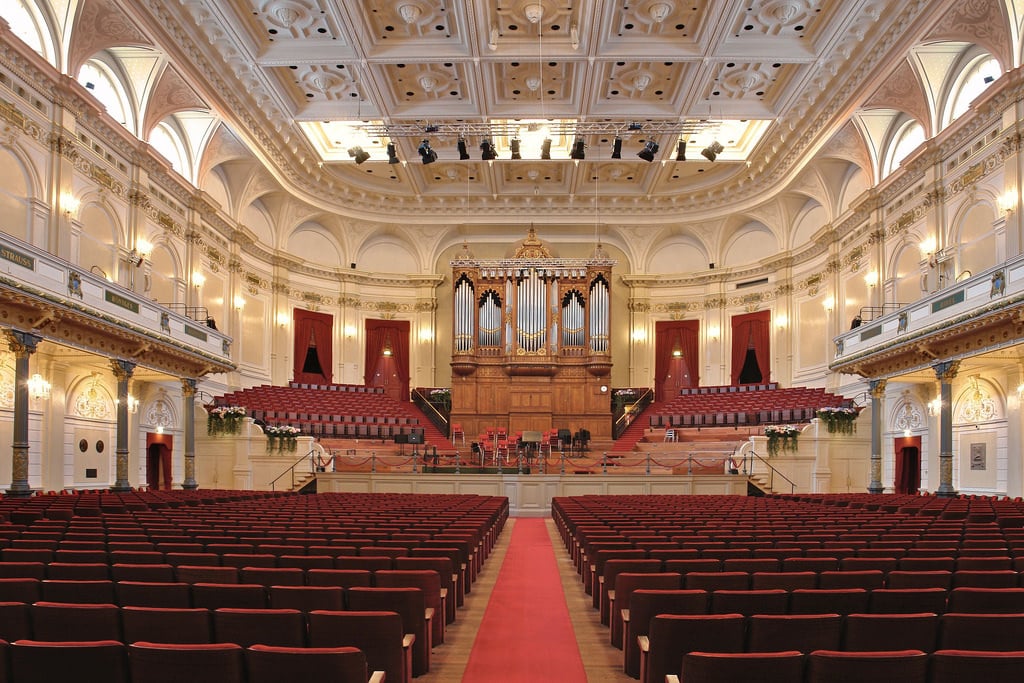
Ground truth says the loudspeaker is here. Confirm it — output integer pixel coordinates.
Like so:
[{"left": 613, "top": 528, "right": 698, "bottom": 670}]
[{"left": 407, "top": 431, "right": 424, "bottom": 444}]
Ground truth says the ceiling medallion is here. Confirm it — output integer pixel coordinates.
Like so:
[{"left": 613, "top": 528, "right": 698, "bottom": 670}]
[
  {"left": 524, "top": 3, "right": 544, "bottom": 24},
  {"left": 398, "top": 4, "right": 421, "bottom": 24},
  {"left": 649, "top": 2, "right": 672, "bottom": 23}
]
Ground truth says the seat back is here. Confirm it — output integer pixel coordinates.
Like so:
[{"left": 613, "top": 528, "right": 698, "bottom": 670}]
[
  {"left": 806, "top": 649, "right": 928, "bottom": 683},
  {"left": 681, "top": 650, "right": 805, "bottom": 683},
  {"left": 122, "top": 606, "right": 213, "bottom": 644},
  {"left": 308, "top": 610, "right": 406, "bottom": 683},
  {"left": 128, "top": 642, "right": 244, "bottom": 683},
  {"left": 11, "top": 640, "right": 128, "bottom": 683},
  {"left": 212, "top": 608, "right": 306, "bottom": 648},
  {"left": 644, "top": 613, "right": 745, "bottom": 683},
  {"left": 747, "top": 613, "right": 842, "bottom": 653},
  {"left": 246, "top": 644, "right": 369, "bottom": 683}
]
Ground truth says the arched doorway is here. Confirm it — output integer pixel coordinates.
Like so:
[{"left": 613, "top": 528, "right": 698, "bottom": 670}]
[
  {"left": 894, "top": 435, "right": 921, "bottom": 494},
  {"left": 145, "top": 433, "right": 173, "bottom": 490},
  {"left": 730, "top": 311, "right": 771, "bottom": 385},
  {"left": 655, "top": 321, "right": 700, "bottom": 402}
]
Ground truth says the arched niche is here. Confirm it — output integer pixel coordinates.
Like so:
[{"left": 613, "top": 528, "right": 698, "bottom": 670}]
[{"left": 286, "top": 223, "right": 342, "bottom": 267}]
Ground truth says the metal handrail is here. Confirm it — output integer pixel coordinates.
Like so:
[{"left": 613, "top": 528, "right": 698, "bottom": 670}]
[
  {"left": 612, "top": 387, "right": 654, "bottom": 439},
  {"left": 411, "top": 388, "right": 450, "bottom": 435},
  {"left": 268, "top": 448, "right": 318, "bottom": 491},
  {"left": 739, "top": 444, "right": 797, "bottom": 494}
]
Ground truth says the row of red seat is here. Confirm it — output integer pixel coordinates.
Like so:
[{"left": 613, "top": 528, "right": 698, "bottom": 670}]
[
  {"left": 554, "top": 493, "right": 1024, "bottom": 683},
  {"left": 0, "top": 637, "right": 379, "bottom": 683}
]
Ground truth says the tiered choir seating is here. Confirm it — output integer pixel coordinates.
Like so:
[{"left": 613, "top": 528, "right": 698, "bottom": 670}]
[
  {"left": 0, "top": 490, "right": 508, "bottom": 683},
  {"left": 553, "top": 492, "right": 1024, "bottom": 683},
  {"left": 214, "top": 382, "right": 433, "bottom": 443},
  {"left": 649, "top": 384, "right": 850, "bottom": 429}
]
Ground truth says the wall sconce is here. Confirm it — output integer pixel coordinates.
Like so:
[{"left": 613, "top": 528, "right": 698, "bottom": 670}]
[
  {"left": 998, "top": 190, "right": 1016, "bottom": 214},
  {"left": 27, "top": 373, "right": 51, "bottom": 401},
  {"left": 344, "top": 324, "right": 357, "bottom": 339},
  {"left": 276, "top": 312, "right": 290, "bottom": 327},
  {"left": 822, "top": 296, "right": 834, "bottom": 314},
  {"left": 382, "top": 346, "right": 392, "bottom": 357},
  {"left": 672, "top": 348, "right": 682, "bottom": 358},
  {"left": 630, "top": 328, "right": 647, "bottom": 342},
  {"left": 708, "top": 325, "right": 720, "bottom": 341},
  {"left": 192, "top": 271, "right": 205, "bottom": 288},
  {"left": 864, "top": 271, "right": 878, "bottom": 288},
  {"left": 156, "top": 425, "right": 164, "bottom": 435},
  {"left": 116, "top": 395, "right": 139, "bottom": 413},
  {"left": 775, "top": 314, "right": 789, "bottom": 329},
  {"left": 927, "top": 396, "right": 942, "bottom": 416},
  {"left": 60, "top": 193, "right": 80, "bottom": 217},
  {"left": 233, "top": 295, "right": 245, "bottom": 310},
  {"left": 132, "top": 238, "right": 153, "bottom": 265},
  {"left": 418, "top": 327, "right": 434, "bottom": 342}
]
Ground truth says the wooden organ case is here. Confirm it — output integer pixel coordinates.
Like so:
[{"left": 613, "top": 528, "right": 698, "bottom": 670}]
[{"left": 449, "top": 229, "right": 616, "bottom": 441}]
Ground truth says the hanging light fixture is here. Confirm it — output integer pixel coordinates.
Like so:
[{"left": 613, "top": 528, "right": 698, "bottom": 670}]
[
  {"left": 457, "top": 136, "right": 470, "bottom": 160},
  {"left": 480, "top": 140, "right": 497, "bottom": 160},
  {"left": 611, "top": 137, "right": 622, "bottom": 159},
  {"left": 386, "top": 142, "right": 400, "bottom": 164},
  {"left": 418, "top": 139, "right": 437, "bottom": 164},
  {"left": 701, "top": 141, "right": 724, "bottom": 162},
  {"left": 637, "top": 140, "right": 659, "bottom": 162},
  {"left": 27, "top": 373, "right": 50, "bottom": 401},
  {"left": 347, "top": 146, "right": 370, "bottom": 164},
  {"left": 540, "top": 137, "right": 552, "bottom": 160},
  {"left": 510, "top": 138, "right": 521, "bottom": 160},
  {"left": 570, "top": 137, "right": 586, "bottom": 160},
  {"left": 676, "top": 139, "right": 687, "bottom": 161}
]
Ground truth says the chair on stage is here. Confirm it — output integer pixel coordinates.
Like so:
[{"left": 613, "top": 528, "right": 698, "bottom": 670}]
[{"left": 450, "top": 423, "right": 465, "bottom": 447}]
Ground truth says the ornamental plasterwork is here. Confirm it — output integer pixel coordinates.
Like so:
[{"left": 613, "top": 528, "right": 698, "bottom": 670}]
[
  {"left": 0, "top": 353, "right": 14, "bottom": 409},
  {"left": 957, "top": 378, "right": 1000, "bottom": 424},
  {"left": 73, "top": 375, "right": 113, "bottom": 421},
  {"left": 143, "top": 390, "right": 177, "bottom": 429},
  {"left": 948, "top": 146, "right": 1006, "bottom": 197},
  {"left": 889, "top": 203, "right": 927, "bottom": 236},
  {"left": 893, "top": 397, "right": 924, "bottom": 433}
]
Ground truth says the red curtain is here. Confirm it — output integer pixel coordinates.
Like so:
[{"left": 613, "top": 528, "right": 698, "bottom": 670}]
[
  {"left": 655, "top": 320, "right": 700, "bottom": 396},
  {"left": 293, "top": 308, "right": 333, "bottom": 384},
  {"left": 894, "top": 436, "right": 921, "bottom": 494},
  {"left": 730, "top": 311, "right": 771, "bottom": 385},
  {"left": 364, "top": 319, "right": 410, "bottom": 400}
]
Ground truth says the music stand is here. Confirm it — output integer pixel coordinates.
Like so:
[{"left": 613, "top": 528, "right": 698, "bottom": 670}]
[{"left": 520, "top": 430, "right": 543, "bottom": 471}]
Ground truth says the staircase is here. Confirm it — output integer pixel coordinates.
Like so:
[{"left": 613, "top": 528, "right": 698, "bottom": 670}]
[
  {"left": 407, "top": 404, "right": 456, "bottom": 452},
  {"left": 610, "top": 402, "right": 659, "bottom": 452}
]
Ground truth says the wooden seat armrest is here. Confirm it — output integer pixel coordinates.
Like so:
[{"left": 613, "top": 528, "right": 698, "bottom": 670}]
[
  {"left": 403, "top": 634, "right": 416, "bottom": 648},
  {"left": 440, "top": 588, "right": 448, "bottom": 600},
  {"left": 425, "top": 607, "right": 435, "bottom": 622},
  {"left": 665, "top": 676, "right": 681, "bottom": 683},
  {"left": 368, "top": 672, "right": 385, "bottom": 683},
  {"left": 638, "top": 635, "right": 649, "bottom": 653},
  {"left": 621, "top": 608, "right": 629, "bottom": 624},
  {"left": 607, "top": 589, "right": 615, "bottom": 602}
]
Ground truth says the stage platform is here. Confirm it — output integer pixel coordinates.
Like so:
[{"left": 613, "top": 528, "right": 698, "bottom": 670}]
[{"left": 314, "top": 472, "right": 748, "bottom": 516}]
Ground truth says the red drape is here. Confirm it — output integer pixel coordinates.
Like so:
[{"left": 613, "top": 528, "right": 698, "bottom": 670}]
[
  {"left": 292, "top": 308, "right": 333, "bottom": 384},
  {"left": 364, "top": 319, "right": 410, "bottom": 400},
  {"left": 894, "top": 436, "right": 921, "bottom": 494},
  {"left": 655, "top": 320, "right": 700, "bottom": 396},
  {"left": 730, "top": 311, "right": 771, "bottom": 385}
]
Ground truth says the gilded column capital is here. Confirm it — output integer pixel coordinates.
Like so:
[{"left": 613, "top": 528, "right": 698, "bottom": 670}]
[{"left": 933, "top": 359, "right": 961, "bottom": 383}]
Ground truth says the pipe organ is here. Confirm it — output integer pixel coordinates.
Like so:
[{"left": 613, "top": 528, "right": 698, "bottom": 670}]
[{"left": 449, "top": 229, "right": 616, "bottom": 442}]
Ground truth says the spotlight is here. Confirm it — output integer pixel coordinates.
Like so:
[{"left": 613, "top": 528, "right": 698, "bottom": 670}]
[
  {"left": 637, "top": 140, "right": 659, "bottom": 162},
  {"left": 424, "top": 125, "right": 440, "bottom": 133},
  {"left": 510, "top": 138, "right": 521, "bottom": 160},
  {"left": 418, "top": 139, "right": 437, "bottom": 165},
  {"left": 386, "top": 142, "right": 400, "bottom": 164},
  {"left": 540, "top": 137, "right": 552, "bottom": 160},
  {"left": 570, "top": 137, "right": 585, "bottom": 160},
  {"left": 611, "top": 137, "right": 622, "bottom": 159},
  {"left": 675, "top": 140, "right": 686, "bottom": 161},
  {"left": 701, "top": 141, "right": 724, "bottom": 162},
  {"left": 480, "top": 140, "right": 497, "bottom": 161},
  {"left": 347, "top": 146, "right": 370, "bottom": 164},
  {"left": 457, "top": 137, "right": 470, "bottom": 160}
]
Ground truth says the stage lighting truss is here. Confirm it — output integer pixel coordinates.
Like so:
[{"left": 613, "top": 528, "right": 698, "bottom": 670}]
[{"left": 362, "top": 119, "right": 722, "bottom": 142}]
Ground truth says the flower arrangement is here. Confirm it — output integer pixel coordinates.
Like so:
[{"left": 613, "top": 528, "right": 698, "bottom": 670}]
[
  {"left": 764, "top": 424, "right": 800, "bottom": 457},
  {"left": 816, "top": 406, "right": 860, "bottom": 435},
  {"left": 265, "top": 424, "right": 301, "bottom": 452},
  {"left": 207, "top": 405, "right": 247, "bottom": 436}
]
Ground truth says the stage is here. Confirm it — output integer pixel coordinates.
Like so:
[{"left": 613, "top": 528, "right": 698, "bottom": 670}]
[{"left": 314, "top": 472, "right": 748, "bottom": 516}]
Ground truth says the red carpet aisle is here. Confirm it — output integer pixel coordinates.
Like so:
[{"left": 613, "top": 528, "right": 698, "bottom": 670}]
[{"left": 462, "top": 518, "right": 588, "bottom": 683}]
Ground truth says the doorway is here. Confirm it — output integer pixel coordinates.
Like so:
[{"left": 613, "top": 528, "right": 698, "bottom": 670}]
[
  {"left": 145, "top": 433, "right": 173, "bottom": 491},
  {"left": 894, "top": 436, "right": 921, "bottom": 494},
  {"left": 654, "top": 320, "right": 699, "bottom": 402}
]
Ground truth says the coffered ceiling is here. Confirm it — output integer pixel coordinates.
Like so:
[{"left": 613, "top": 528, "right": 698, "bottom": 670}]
[{"left": 165, "top": 0, "right": 938, "bottom": 216}]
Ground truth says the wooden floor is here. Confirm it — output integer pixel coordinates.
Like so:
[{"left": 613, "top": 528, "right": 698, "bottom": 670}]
[{"left": 419, "top": 517, "right": 633, "bottom": 682}]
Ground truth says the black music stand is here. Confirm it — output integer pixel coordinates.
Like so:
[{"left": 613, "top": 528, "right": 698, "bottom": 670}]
[{"left": 520, "top": 430, "right": 543, "bottom": 471}]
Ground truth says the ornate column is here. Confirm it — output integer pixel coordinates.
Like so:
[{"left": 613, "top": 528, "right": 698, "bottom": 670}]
[
  {"left": 868, "top": 378, "right": 887, "bottom": 494},
  {"left": 934, "top": 360, "right": 961, "bottom": 497},
  {"left": 181, "top": 378, "right": 198, "bottom": 490},
  {"left": 110, "top": 359, "right": 136, "bottom": 492},
  {"left": 6, "top": 330, "right": 42, "bottom": 497}
]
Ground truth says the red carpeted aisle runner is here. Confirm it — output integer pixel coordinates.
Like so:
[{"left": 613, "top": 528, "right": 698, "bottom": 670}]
[{"left": 462, "top": 518, "right": 587, "bottom": 683}]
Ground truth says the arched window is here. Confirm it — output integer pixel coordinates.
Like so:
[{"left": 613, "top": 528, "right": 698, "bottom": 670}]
[
  {"left": 946, "top": 55, "right": 1000, "bottom": 126},
  {"left": 2, "top": 0, "right": 56, "bottom": 66},
  {"left": 150, "top": 120, "right": 191, "bottom": 179},
  {"left": 883, "top": 121, "right": 925, "bottom": 179},
  {"left": 77, "top": 58, "right": 134, "bottom": 131}
]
